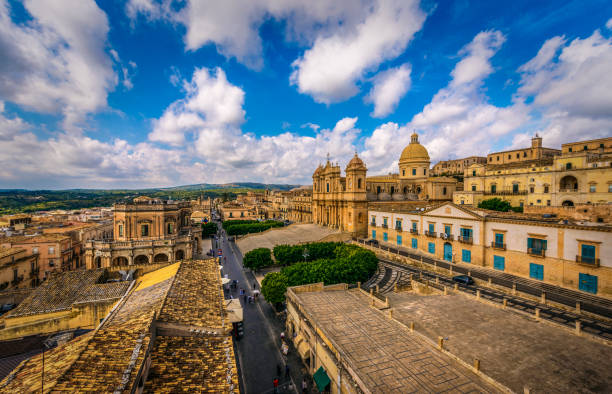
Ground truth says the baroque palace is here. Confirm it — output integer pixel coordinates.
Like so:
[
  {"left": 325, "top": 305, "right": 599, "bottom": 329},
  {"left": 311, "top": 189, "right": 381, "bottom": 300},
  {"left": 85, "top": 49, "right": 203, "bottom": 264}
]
[{"left": 312, "top": 132, "right": 457, "bottom": 237}]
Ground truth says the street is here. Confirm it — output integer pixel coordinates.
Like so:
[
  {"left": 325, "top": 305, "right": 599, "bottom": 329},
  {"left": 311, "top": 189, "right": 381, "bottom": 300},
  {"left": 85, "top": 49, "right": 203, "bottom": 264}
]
[{"left": 212, "top": 225, "right": 314, "bottom": 394}]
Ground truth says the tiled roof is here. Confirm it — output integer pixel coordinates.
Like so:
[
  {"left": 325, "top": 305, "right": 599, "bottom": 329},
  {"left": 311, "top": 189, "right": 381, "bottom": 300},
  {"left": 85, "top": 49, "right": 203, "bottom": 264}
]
[
  {"left": 5, "top": 270, "right": 131, "bottom": 318},
  {"left": 158, "top": 259, "right": 228, "bottom": 330},
  {"left": 0, "top": 248, "right": 24, "bottom": 259},
  {"left": 4, "top": 234, "right": 70, "bottom": 244},
  {"left": 144, "top": 336, "right": 239, "bottom": 393}
]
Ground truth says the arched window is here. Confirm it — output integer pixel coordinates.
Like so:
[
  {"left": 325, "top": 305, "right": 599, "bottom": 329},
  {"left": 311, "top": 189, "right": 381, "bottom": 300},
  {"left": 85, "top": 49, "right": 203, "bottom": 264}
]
[
  {"left": 377, "top": 186, "right": 381, "bottom": 194},
  {"left": 358, "top": 178, "right": 362, "bottom": 188}
]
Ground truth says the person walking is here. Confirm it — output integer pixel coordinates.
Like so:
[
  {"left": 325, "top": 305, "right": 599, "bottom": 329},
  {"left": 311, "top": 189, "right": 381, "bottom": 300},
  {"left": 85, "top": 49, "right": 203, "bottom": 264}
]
[
  {"left": 285, "top": 364, "right": 290, "bottom": 378},
  {"left": 301, "top": 378, "right": 308, "bottom": 393},
  {"left": 276, "top": 364, "right": 282, "bottom": 376}
]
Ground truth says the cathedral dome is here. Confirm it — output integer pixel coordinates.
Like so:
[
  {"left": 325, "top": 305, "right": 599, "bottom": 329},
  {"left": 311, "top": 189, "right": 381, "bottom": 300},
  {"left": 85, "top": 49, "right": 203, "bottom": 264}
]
[
  {"left": 399, "top": 132, "right": 430, "bottom": 163},
  {"left": 346, "top": 153, "right": 366, "bottom": 170}
]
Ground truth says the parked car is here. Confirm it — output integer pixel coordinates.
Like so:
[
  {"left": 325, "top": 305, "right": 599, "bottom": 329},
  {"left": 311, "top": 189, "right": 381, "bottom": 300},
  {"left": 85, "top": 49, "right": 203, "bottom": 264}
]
[
  {"left": 0, "top": 303, "right": 17, "bottom": 315},
  {"left": 368, "top": 239, "right": 379, "bottom": 246},
  {"left": 452, "top": 275, "right": 474, "bottom": 286}
]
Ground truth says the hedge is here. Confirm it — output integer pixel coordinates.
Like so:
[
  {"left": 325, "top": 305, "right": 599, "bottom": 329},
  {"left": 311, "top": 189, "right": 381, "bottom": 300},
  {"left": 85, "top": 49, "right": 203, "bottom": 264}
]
[
  {"left": 225, "top": 221, "right": 284, "bottom": 236},
  {"left": 273, "top": 242, "right": 342, "bottom": 265},
  {"left": 201, "top": 222, "right": 217, "bottom": 237},
  {"left": 261, "top": 243, "right": 378, "bottom": 303},
  {"left": 242, "top": 248, "right": 273, "bottom": 270},
  {"left": 222, "top": 220, "right": 258, "bottom": 229}
]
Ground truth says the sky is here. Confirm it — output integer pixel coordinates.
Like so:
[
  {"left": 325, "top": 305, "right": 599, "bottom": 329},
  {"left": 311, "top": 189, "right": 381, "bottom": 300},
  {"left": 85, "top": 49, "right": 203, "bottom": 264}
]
[{"left": 0, "top": 0, "right": 611, "bottom": 189}]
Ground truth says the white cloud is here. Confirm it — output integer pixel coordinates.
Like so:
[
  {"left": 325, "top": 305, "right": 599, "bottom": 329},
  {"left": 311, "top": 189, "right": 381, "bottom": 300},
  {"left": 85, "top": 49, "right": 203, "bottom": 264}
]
[
  {"left": 366, "top": 64, "right": 412, "bottom": 118},
  {"left": 290, "top": 0, "right": 425, "bottom": 103},
  {"left": 0, "top": 0, "right": 117, "bottom": 127},
  {"left": 450, "top": 30, "right": 505, "bottom": 87},
  {"left": 606, "top": 18, "right": 612, "bottom": 30}
]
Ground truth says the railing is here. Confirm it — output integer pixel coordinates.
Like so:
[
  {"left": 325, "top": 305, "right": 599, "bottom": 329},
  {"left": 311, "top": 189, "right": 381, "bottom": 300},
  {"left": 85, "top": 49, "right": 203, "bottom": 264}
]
[
  {"left": 409, "top": 229, "right": 418, "bottom": 234},
  {"left": 528, "top": 248, "right": 546, "bottom": 257},
  {"left": 484, "top": 190, "right": 528, "bottom": 196},
  {"left": 424, "top": 231, "right": 437, "bottom": 238},
  {"left": 491, "top": 242, "right": 506, "bottom": 250},
  {"left": 559, "top": 188, "right": 579, "bottom": 193},
  {"left": 395, "top": 226, "right": 402, "bottom": 231},
  {"left": 370, "top": 222, "right": 376, "bottom": 227},
  {"left": 576, "top": 255, "right": 600, "bottom": 267},
  {"left": 458, "top": 236, "right": 473, "bottom": 244},
  {"left": 439, "top": 233, "right": 454, "bottom": 241},
  {"left": 382, "top": 224, "right": 388, "bottom": 229}
]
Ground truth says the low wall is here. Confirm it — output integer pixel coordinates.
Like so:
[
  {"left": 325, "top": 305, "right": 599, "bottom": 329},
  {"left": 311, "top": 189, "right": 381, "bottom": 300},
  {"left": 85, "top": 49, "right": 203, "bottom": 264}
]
[{"left": 0, "top": 288, "right": 33, "bottom": 306}]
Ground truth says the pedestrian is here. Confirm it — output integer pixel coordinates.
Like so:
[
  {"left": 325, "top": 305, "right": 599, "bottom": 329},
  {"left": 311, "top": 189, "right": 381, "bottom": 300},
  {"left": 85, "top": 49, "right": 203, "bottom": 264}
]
[
  {"left": 302, "top": 378, "right": 308, "bottom": 393},
  {"left": 273, "top": 377, "right": 279, "bottom": 393},
  {"left": 280, "top": 331, "right": 285, "bottom": 341},
  {"left": 243, "top": 293, "right": 248, "bottom": 304},
  {"left": 285, "top": 364, "right": 290, "bottom": 378},
  {"left": 239, "top": 288, "right": 244, "bottom": 296},
  {"left": 253, "top": 282, "right": 257, "bottom": 289},
  {"left": 276, "top": 364, "right": 282, "bottom": 376}
]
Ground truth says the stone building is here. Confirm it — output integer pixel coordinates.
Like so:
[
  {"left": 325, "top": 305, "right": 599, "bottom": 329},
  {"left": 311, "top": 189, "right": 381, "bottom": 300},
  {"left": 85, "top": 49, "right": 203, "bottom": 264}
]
[
  {"left": 431, "top": 156, "right": 487, "bottom": 177},
  {"left": 0, "top": 248, "right": 39, "bottom": 291},
  {"left": 369, "top": 201, "right": 612, "bottom": 296},
  {"left": 287, "top": 186, "right": 313, "bottom": 223},
  {"left": 312, "top": 132, "right": 457, "bottom": 237},
  {"left": 84, "top": 197, "right": 200, "bottom": 268},
  {"left": 454, "top": 136, "right": 612, "bottom": 208}
]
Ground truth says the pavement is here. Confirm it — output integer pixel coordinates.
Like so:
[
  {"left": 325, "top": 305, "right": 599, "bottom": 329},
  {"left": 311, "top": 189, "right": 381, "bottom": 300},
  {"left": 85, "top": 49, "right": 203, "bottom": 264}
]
[
  {"left": 213, "top": 224, "right": 315, "bottom": 394},
  {"left": 236, "top": 223, "right": 342, "bottom": 255}
]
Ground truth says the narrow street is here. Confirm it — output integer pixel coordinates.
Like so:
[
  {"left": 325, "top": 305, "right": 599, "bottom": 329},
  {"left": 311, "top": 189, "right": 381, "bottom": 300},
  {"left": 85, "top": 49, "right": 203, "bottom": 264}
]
[{"left": 213, "top": 224, "right": 314, "bottom": 394}]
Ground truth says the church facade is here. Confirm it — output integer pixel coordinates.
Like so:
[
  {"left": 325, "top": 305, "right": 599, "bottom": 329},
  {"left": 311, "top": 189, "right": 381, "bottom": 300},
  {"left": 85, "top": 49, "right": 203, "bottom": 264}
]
[{"left": 312, "top": 133, "right": 457, "bottom": 237}]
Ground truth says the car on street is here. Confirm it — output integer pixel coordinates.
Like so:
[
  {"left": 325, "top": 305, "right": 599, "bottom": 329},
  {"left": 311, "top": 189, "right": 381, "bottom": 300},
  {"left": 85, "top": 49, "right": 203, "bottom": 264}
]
[{"left": 452, "top": 275, "right": 474, "bottom": 286}]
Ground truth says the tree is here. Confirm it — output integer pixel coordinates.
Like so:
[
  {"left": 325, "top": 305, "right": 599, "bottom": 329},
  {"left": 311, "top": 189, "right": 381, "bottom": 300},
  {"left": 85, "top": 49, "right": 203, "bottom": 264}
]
[
  {"left": 478, "top": 198, "right": 512, "bottom": 212},
  {"left": 242, "top": 248, "right": 273, "bottom": 270},
  {"left": 261, "top": 272, "right": 288, "bottom": 304},
  {"left": 201, "top": 222, "right": 217, "bottom": 237}
]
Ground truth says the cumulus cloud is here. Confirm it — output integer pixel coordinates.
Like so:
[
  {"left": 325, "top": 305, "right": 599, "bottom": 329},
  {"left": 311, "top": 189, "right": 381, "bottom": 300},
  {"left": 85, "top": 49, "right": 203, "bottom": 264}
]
[
  {"left": 450, "top": 30, "right": 505, "bottom": 87},
  {"left": 0, "top": 0, "right": 117, "bottom": 127},
  {"left": 290, "top": 0, "right": 425, "bottom": 103},
  {"left": 366, "top": 64, "right": 412, "bottom": 118}
]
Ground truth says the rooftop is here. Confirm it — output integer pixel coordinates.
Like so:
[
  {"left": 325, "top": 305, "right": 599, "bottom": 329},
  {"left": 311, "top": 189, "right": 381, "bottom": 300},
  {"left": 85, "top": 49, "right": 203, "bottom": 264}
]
[
  {"left": 0, "top": 247, "right": 25, "bottom": 259},
  {"left": 2, "top": 233, "right": 71, "bottom": 244}
]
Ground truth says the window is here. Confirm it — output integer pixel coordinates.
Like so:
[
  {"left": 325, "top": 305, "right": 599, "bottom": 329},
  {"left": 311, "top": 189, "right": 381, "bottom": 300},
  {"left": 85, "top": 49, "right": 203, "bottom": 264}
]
[
  {"left": 428, "top": 242, "right": 435, "bottom": 254},
  {"left": 383, "top": 232, "right": 388, "bottom": 242},
  {"left": 326, "top": 183, "right": 330, "bottom": 192},
  {"left": 402, "top": 169, "right": 405, "bottom": 176},
  {"left": 229, "top": 212, "right": 233, "bottom": 218},
  {"left": 527, "top": 237, "right": 547, "bottom": 254},
  {"left": 581, "top": 244, "right": 596, "bottom": 264},
  {"left": 584, "top": 145, "right": 588, "bottom": 150},
  {"left": 141, "top": 224, "right": 149, "bottom": 237},
  {"left": 240, "top": 212, "right": 245, "bottom": 217},
  {"left": 508, "top": 154, "right": 511, "bottom": 159},
  {"left": 489, "top": 157, "right": 492, "bottom": 162},
  {"left": 529, "top": 263, "right": 544, "bottom": 280},
  {"left": 13, "top": 268, "right": 18, "bottom": 281},
  {"left": 377, "top": 186, "right": 381, "bottom": 194},
  {"left": 371, "top": 216, "right": 376, "bottom": 225},
  {"left": 412, "top": 222, "right": 417, "bottom": 231},
  {"left": 568, "top": 147, "right": 572, "bottom": 152},
  {"left": 523, "top": 151, "right": 527, "bottom": 157},
  {"left": 460, "top": 228, "right": 473, "bottom": 239},
  {"left": 397, "top": 235, "right": 402, "bottom": 245},
  {"left": 472, "top": 185, "right": 476, "bottom": 191},
  {"left": 444, "top": 225, "right": 451, "bottom": 236},
  {"left": 566, "top": 162, "right": 572, "bottom": 170},
  {"left": 609, "top": 184, "right": 612, "bottom": 193},
  {"left": 395, "top": 220, "right": 402, "bottom": 230},
  {"left": 547, "top": 200, "right": 551, "bottom": 206},
  {"left": 424, "top": 169, "right": 427, "bottom": 175},
  {"left": 411, "top": 238, "right": 417, "bottom": 249},
  {"left": 118, "top": 224, "right": 124, "bottom": 237},
  {"left": 544, "top": 185, "right": 549, "bottom": 193},
  {"left": 589, "top": 184, "right": 596, "bottom": 193},
  {"left": 412, "top": 168, "right": 416, "bottom": 176},
  {"left": 491, "top": 184, "right": 497, "bottom": 193},
  {"left": 513, "top": 184, "right": 519, "bottom": 193},
  {"left": 32, "top": 247, "right": 38, "bottom": 254},
  {"left": 383, "top": 217, "right": 388, "bottom": 227},
  {"left": 493, "top": 255, "right": 505, "bottom": 271},
  {"left": 358, "top": 178, "right": 362, "bottom": 188},
  {"left": 48, "top": 247, "right": 55, "bottom": 255},
  {"left": 529, "top": 186, "right": 534, "bottom": 193},
  {"left": 167, "top": 223, "right": 173, "bottom": 234},
  {"left": 462, "top": 249, "right": 471, "bottom": 263},
  {"left": 494, "top": 233, "right": 504, "bottom": 247},
  {"left": 537, "top": 199, "right": 541, "bottom": 204},
  {"left": 600, "top": 143, "right": 604, "bottom": 148},
  {"left": 497, "top": 156, "right": 500, "bottom": 161},
  {"left": 472, "top": 170, "right": 476, "bottom": 176},
  {"left": 442, "top": 187, "right": 447, "bottom": 195},
  {"left": 428, "top": 223, "right": 434, "bottom": 233},
  {"left": 461, "top": 200, "right": 465, "bottom": 205},
  {"left": 371, "top": 230, "right": 376, "bottom": 239}
]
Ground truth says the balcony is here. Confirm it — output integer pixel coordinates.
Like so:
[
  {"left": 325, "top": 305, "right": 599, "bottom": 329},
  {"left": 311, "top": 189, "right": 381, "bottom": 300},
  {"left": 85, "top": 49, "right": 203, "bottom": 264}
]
[
  {"left": 395, "top": 226, "right": 402, "bottom": 231},
  {"left": 382, "top": 223, "right": 388, "bottom": 229},
  {"left": 439, "top": 233, "right": 454, "bottom": 241},
  {"left": 458, "top": 236, "right": 473, "bottom": 244},
  {"left": 409, "top": 228, "right": 418, "bottom": 234},
  {"left": 425, "top": 231, "right": 437, "bottom": 238},
  {"left": 484, "top": 189, "right": 528, "bottom": 196},
  {"left": 528, "top": 248, "right": 546, "bottom": 257},
  {"left": 491, "top": 242, "right": 506, "bottom": 250},
  {"left": 370, "top": 222, "right": 376, "bottom": 227},
  {"left": 29, "top": 268, "right": 39, "bottom": 278},
  {"left": 576, "top": 255, "right": 600, "bottom": 267},
  {"left": 559, "top": 188, "right": 578, "bottom": 193}
]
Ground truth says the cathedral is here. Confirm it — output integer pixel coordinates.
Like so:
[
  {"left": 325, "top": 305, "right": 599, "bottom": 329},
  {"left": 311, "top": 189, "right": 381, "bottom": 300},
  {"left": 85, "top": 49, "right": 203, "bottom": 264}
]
[{"left": 312, "top": 132, "right": 457, "bottom": 237}]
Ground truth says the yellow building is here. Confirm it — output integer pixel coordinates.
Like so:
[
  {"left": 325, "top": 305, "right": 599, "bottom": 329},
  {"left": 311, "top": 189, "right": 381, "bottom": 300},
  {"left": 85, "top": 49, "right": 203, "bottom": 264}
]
[
  {"left": 84, "top": 197, "right": 200, "bottom": 268},
  {"left": 312, "top": 133, "right": 457, "bottom": 237},
  {"left": 287, "top": 187, "right": 313, "bottom": 223},
  {"left": 454, "top": 136, "right": 612, "bottom": 208},
  {"left": 368, "top": 201, "right": 612, "bottom": 296},
  {"left": 431, "top": 156, "right": 486, "bottom": 176},
  {"left": 0, "top": 248, "right": 39, "bottom": 291}
]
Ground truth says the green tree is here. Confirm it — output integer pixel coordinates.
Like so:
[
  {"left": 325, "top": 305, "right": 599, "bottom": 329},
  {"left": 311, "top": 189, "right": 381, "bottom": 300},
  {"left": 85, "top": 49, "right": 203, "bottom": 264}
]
[
  {"left": 242, "top": 248, "right": 273, "bottom": 270},
  {"left": 478, "top": 198, "right": 512, "bottom": 212},
  {"left": 201, "top": 222, "right": 217, "bottom": 237},
  {"left": 261, "top": 272, "right": 288, "bottom": 304}
]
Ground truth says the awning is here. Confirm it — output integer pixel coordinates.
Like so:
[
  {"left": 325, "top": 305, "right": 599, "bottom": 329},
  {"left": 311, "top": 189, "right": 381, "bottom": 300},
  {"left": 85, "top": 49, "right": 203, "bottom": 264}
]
[
  {"left": 313, "top": 366, "right": 331, "bottom": 392},
  {"left": 221, "top": 277, "right": 231, "bottom": 285},
  {"left": 224, "top": 299, "right": 243, "bottom": 323},
  {"left": 294, "top": 335, "right": 310, "bottom": 360}
]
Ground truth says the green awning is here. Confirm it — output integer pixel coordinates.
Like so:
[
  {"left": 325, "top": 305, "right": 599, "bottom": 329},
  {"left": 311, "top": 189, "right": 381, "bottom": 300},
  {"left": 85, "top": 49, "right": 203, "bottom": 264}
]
[{"left": 313, "top": 366, "right": 331, "bottom": 392}]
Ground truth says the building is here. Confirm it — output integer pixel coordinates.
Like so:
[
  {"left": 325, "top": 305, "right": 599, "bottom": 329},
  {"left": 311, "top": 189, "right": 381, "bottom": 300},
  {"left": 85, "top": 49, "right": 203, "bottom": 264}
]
[
  {"left": 0, "top": 269, "right": 131, "bottom": 340},
  {"left": 0, "top": 214, "right": 32, "bottom": 230},
  {"left": 431, "top": 156, "right": 487, "bottom": 177},
  {"left": 84, "top": 197, "right": 200, "bottom": 268},
  {"left": 0, "top": 259, "right": 239, "bottom": 392},
  {"left": 0, "top": 248, "right": 39, "bottom": 291},
  {"left": 368, "top": 201, "right": 612, "bottom": 296},
  {"left": 287, "top": 186, "right": 313, "bottom": 223},
  {"left": 312, "top": 132, "right": 458, "bottom": 237},
  {"left": 286, "top": 282, "right": 501, "bottom": 393},
  {"left": 454, "top": 136, "right": 612, "bottom": 208},
  {"left": 1, "top": 234, "right": 74, "bottom": 282},
  {"left": 219, "top": 201, "right": 261, "bottom": 221}
]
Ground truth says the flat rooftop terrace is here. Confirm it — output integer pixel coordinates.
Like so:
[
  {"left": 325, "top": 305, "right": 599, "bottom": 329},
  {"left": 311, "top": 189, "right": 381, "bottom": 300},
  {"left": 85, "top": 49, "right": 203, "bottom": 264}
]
[
  {"left": 387, "top": 291, "right": 612, "bottom": 393},
  {"left": 236, "top": 223, "right": 342, "bottom": 254},
  {"left": 294, "top": 288, "right": 500, "bottom": 393}
]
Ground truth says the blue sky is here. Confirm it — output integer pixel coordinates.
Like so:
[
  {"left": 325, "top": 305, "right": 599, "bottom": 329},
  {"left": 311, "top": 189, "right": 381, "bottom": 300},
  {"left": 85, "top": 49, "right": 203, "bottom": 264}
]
[{"left": 0, "top": 0, "right": 611, "bottom": 189}]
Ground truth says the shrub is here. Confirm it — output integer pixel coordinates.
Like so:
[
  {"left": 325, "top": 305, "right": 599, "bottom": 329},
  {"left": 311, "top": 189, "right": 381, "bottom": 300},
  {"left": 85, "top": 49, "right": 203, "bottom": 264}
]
[
  {"left": 261, "top": 272, "right": 288, "bottom": 304},
  {"left": 201, "top": 222, "right": 217, "bottom": 237},
  {"left": 242, "top": 248, "right": 273, "bottom": 270},
  {"left": 224, "top": 220, "right": 284, "bottom": 236},
  {"left": 478, "top": 198, "right": 512, "bottom": 212}
]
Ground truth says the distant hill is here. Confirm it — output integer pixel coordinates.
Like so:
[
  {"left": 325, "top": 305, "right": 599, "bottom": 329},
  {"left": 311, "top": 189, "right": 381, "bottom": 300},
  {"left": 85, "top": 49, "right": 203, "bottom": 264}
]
[{"left": 161, "top": 182, "right": 302, "bottom": 191}]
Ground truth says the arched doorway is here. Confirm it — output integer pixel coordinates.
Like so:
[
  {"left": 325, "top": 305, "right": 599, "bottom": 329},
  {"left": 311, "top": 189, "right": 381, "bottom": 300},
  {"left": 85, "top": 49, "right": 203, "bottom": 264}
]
[
  {"left": 403, "top": 186, "right": 408, "bottom": 194},
  {"left": 560, "top": 175, "right": 578, "bottom": 191},
  {"left": 443, "top": 243, "right": 453, "bottom": 262},
  {"left": 175, "top": 250, "right": 185, "bottom": 260},
  {"left": 153, "top": 253, "right": 168, "bottom": 263},
  {"left": 94, "top": 256, "right": 102, "bottom": 269},
  {"left": 112, "top": 256, "right": 128, "bottom": 267},
  {"left": 562, "top": 200, "right": 574, "bottom": 207},
  {"left": 134, "top": 255, "right": 149, "bottom": 265}
]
